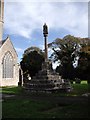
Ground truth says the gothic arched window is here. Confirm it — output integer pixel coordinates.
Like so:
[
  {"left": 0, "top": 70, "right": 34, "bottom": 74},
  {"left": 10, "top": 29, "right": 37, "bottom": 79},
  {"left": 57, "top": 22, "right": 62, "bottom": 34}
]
[{"left": 2, "top": 52, "right": 13, "bottom": 78}]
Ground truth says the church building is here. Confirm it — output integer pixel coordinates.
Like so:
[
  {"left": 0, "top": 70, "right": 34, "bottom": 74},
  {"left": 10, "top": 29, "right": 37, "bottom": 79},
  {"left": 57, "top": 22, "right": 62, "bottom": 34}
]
[{"left": 0, "top": 0, "right": 19, "bottom": 86}]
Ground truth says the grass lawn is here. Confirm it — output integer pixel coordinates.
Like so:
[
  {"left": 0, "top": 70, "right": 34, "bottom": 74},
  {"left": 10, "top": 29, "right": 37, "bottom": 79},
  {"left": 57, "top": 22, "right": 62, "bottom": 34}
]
[
  {"left": 0, "top": 86, "right": 22, "bottom": 94},
  {"left": 2, "top": 98, "right": 88, "bottom": 118},
  {"left": 1, "top": 81, "right": 89, "bottom": 119}
]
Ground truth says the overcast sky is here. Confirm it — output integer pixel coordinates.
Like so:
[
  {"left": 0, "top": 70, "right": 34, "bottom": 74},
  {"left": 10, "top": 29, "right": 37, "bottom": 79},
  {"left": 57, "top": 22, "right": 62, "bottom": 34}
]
[{"left": 3, "top": 0, "right": 88, "bottom": 68}]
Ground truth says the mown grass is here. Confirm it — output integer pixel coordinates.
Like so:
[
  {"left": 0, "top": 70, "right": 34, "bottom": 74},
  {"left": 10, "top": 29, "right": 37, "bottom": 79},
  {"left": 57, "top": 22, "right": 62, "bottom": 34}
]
[
  {"left": 51, "top": 81, "right": 89, "bottom": 96},
  {"left": 1, "top": 86, "right": 22, "bottom": 94},
  {"left": 73, "top": 81, "right": 89, "bottom": 97},
  {"left": 2, "top": 97, "right": 88, "bottom": 118},
  {"left": 1, "top": 81, "right": 89, "bottom": 119},
  {"left": 68, "top": 83, "right": 89, "bottom": 96}
]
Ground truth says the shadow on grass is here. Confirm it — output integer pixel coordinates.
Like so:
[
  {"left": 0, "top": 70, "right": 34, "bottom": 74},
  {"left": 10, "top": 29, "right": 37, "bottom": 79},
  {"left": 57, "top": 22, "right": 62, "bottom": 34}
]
[
  {"left": 2, "top": 97, "right": 89, "bottom": 118},
  {"left": 2, "top": 83, "right": 89, "bottom": 118}
]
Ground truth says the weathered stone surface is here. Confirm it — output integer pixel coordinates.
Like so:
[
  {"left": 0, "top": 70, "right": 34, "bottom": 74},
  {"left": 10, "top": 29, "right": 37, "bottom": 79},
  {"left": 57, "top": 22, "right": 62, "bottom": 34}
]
[
  {"left": 24, "top": 60, "right": 72, "bottom": 92},
  {"left": 24, "top": 23, "right": 72, "bottom": 92},
  {"left": 0, "top": 37, "right": 19, "bottom": 86}
]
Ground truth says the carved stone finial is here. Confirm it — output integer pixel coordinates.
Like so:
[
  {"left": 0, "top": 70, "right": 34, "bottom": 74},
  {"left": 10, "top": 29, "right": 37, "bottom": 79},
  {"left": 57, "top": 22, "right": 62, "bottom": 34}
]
[{"left": 43, "top": 23, "right": 48, "bottom": 36}]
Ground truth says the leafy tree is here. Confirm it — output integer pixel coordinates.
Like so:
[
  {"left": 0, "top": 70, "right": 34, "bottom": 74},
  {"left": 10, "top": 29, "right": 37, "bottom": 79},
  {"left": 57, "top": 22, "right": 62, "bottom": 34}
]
[
  {"left": 75, "top": 38, "right": 90, "bottom": 82},
  {"left": 75, "top": 53, "right": 90, "bottom": 81},
  {"left": 20, "top": 47, "right": 45, "bottom": 80},
  {"left": 49, "top": 35, "right": 81, "bottom": 80},
  {"left": 49, "top": 35, "right": 90, "bottom": 82}
]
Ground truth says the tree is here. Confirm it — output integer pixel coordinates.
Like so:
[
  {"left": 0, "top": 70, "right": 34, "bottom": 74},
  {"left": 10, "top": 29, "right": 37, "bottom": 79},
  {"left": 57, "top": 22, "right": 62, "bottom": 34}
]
[
  {"left": 75, "top": 38, "right": 90, "bottom": 82},
  {"left": 49, "top": 35, "right": 81, "bottom": 80},
  {"left": 75, "top": 52, "right": 90, "bottom": 82},
  {"left": 20, "top": 47, "right": 45, "bottom": 80},
  {"left": 49, "top": 35, "right": 90, "bottom": 82}
]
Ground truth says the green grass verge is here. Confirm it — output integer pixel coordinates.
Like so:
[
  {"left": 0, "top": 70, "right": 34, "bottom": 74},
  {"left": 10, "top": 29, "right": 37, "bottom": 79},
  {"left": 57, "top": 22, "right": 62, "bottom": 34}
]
[
  {"left": 2, "top": 97, "right": 88, "bottom": 118},
  {"left": 69, "top": 83, "right": 89, "bottom": 96},
  {"left": 1, "top": 83, "right": 89, "bottom": 118},
  {"left": 1, "top": 86, "right": 22, "bottom": 94}
]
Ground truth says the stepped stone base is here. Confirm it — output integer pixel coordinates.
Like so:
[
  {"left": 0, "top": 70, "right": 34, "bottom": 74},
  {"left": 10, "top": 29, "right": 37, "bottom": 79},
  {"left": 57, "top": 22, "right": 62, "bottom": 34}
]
[{"left": 24, "top": 60, "right": 72, "bottom": 92}]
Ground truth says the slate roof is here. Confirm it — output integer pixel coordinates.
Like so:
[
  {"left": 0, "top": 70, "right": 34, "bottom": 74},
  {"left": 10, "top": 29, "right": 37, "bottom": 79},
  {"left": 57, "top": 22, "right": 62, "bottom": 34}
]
[{"left": 0, "top": 37, "right": 8, "bottom": 47}]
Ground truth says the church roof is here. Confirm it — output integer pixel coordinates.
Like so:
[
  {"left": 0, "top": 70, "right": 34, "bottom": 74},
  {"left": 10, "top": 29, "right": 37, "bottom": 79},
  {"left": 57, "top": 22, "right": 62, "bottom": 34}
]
[
  {"left": 0, "top": 37, "right": 8, "bottom": 47},
  {"left": 2, "top": 39, "right": 6, "bottom": 45},
  {"left": 0, "top": 36, "right": 18, "bottom": 57},
  {"left": 0, "top": 39, "right": 6, "bottom": 47}
]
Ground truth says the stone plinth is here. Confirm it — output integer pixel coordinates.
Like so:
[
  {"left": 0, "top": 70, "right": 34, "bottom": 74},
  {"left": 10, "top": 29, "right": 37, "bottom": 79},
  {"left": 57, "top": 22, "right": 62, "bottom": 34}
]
[{"left": 24, "top": 60, "right": 72, "bottom": 92}]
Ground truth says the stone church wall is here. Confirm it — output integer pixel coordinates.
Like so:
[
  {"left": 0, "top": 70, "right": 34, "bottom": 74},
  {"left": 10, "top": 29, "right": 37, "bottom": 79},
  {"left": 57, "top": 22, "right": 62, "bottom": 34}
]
[{"left": 0, "top": 37, "right": 19, "bottom": 86}]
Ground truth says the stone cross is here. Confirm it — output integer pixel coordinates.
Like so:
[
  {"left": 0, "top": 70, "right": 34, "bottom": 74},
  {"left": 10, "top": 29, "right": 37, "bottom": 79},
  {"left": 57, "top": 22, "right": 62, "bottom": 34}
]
[{"left": 43, "top": 23, "right": 48, "bottom": 61}]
